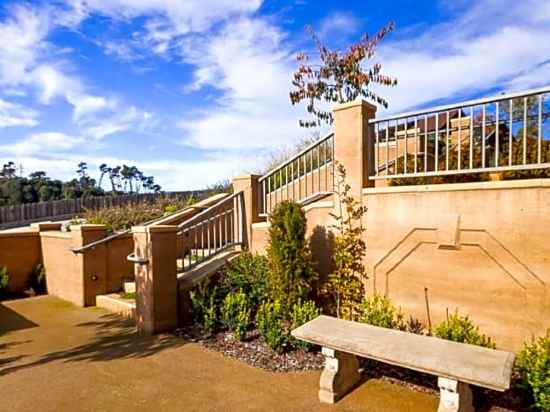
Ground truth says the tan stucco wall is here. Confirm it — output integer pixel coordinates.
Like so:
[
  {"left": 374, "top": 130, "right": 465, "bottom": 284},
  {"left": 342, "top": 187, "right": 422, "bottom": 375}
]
[
  {"left": 363, "top": 179, "right": 550, "bottom": 351},
  {"left": 39, "top": 232, "right": 82, "bottom": 305},
  {"left": 105, "top": 234, "right": 134, "bottom": 292},
  {"left": 0, "top": 230, "right": 41, "bottom": 292}
]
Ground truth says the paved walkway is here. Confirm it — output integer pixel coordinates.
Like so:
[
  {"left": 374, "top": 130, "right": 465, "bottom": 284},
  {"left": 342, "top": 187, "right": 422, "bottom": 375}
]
[{"left": 0, "top": 296, "right": 438, "bottom": 412}]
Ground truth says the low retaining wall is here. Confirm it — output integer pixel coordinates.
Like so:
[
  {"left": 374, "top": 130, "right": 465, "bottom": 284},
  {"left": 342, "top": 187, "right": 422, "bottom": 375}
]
[
  {"left": 0, "top": 230, "right": 41, "bottom": 292},
  {"left": 363, "top": 179, "right": 550, "bottom": 351}
]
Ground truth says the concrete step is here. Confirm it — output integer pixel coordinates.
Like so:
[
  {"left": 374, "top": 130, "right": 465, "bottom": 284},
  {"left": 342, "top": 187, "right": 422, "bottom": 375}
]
[{"left": 96, "top": 293, "right": 136, "bottom": 319}]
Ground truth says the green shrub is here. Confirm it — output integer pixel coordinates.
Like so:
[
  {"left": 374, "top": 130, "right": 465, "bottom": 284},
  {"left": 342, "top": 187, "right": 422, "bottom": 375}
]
[
  {"left": 84, "top": 195, "right": 196, "bottom": 232},
  {"left": 290, "top": 300, "right": 320, "bottom": 350},
  {"left": 220, "top": 292, "right": 251, "bottom": 341},
  {"left": 323, "top": 163, "right": 368, "bottom": 320},
  {"left": 516, "top": 329, "right": 550, "bottom": 411},
  {"left": 28, "top": 264, "right": 46, "bottom": 294},
  {"left": 359, "top": 293, "right": 404, "bottom": 329},
  {"left": 0, "top": 266, "right": 9, "bottom": 295},
  {"left": 267, "top": 201, "right": 316, "bottom": 312},
  {"left": 221, "top": 252, "right": 268, "bottom": 311},
  {"left": 434, "top": 311, "right": 496, "bottom": 349},
  {"left": 256, "top": 300, "right": 289, "bottom": 353},
  {"left": 190, "top": 280, "right": 220, "bottom": 334},
  {"left": 164, "top": 204, "right": 178, "bottom": 214}
]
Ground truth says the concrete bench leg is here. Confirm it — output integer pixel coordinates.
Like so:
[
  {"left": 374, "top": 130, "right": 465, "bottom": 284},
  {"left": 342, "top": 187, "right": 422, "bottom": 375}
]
[
  {"left": 437, "top": 377, "right": 474, "bottom": 412},
  {"left": 318, "top": 347, "right": 360, "bottom": 403}
]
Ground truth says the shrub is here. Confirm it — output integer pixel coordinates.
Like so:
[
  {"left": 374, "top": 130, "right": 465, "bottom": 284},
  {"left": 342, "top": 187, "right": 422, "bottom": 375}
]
[
  {"left": 359, "top": 293, "right": 403, "bottom": 329},
  {"left": 290, "top": 300, "right": 320, "bottom": 350},
  {"left": 28, "top": 264, "right": 46, "bottom": 294},
  {"left": 0, "top": 266, "right": 9, "bottom": 295},
  {"left": 84, "top": 195, "right": 197, "bottom": 232},
  {"left": 256, "top": 300, "right": 289, "bottom": 353},
  {"left": 190, "top": 280, "right": 220, "bottom": 334},
  {"left": 164, "top": 204, "right": 178, "bottom": 214},
  {"left": 434, "top": 311, "right": 496, "bottom": 349},
  {"left": 220, "top": 252, "right": 269, "bottom": 311},
  {"left": 516, "top": 329, "right": 550, "bottom": 411},
  {"left": 267, "top": 201, "right": 316, "bottom": 312},
  {"left": 220, "top": 292, "right": 251, "bottom": 341},
  {"left": 323, "top": 163, "right": 368, "bottom": 320}
]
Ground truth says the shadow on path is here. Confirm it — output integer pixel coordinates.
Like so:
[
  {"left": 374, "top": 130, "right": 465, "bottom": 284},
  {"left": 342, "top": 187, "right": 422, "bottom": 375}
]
[
  {"left": 0, "top": 313, "right": 186, "bottom": 377},
  {"left": 0, "top": 303, "right": 38, "bottom": 336}
]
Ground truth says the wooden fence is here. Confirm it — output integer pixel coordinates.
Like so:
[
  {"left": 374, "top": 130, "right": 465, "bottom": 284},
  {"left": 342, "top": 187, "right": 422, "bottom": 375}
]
[{"left": 0, "top": 191, "right": 205, "bottom": 229}]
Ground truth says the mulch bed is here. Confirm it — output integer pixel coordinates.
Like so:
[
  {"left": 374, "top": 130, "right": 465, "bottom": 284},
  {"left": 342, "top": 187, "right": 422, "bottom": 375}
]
[
  {"left": 175, "top": 325, "right": 324, "bottom": 372},
  {"left": 174, "top": 324, "right": 532, "bottom": 412}
]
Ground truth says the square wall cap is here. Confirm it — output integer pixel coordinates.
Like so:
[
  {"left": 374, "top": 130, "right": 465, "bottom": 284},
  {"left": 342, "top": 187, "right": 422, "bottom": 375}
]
[
  {"left": 70, "top": 224, "right": 107, "bottom": 232},
  {"left": 132, "top": 225, "right": 179, "bottom": 234},
  {"left": 333, "top": 99, "right": 377, "bottom": 113}
]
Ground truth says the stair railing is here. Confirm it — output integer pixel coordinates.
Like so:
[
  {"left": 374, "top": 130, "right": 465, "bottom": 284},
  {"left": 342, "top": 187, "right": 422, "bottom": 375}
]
[{"left": 178, "top": 191, "right": 245, "bottom": 272}]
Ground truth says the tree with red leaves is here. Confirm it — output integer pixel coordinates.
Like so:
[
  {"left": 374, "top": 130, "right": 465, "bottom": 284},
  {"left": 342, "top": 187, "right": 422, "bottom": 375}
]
[{"left": 290, "top": 22, "right": 398, "bottom": 128}]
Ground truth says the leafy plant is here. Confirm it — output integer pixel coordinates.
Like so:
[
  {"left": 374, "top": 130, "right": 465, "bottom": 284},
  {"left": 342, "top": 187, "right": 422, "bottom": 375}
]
[
  {"left": 359, "top": 293, "right": 403, "bottom": 329},
  {"left": 256, "top": 300, "right": 289, "bottom": 353},
  {"left": 220, "top": 252, "right": 269, "bottom": 311},
  {"left": 84, "top": 195, "right": 196, "bottom": 232},
  {"left": 0, "top": 266, "right": 9, "bottom": 295},
  {"left": 434, "top": 311, "right": 496, "bottom": 349},
  {"left": 190, "top": 280, "right": 220, "bottom": 334},
  {"left": 290, "top": 300, "right": 320, "bottom": 350},
  {"left": 266, "top": 201, "right": 316, "bottom": 312},
  {"left": 220, "top": 292, "right": 251, "bottom": 341},
  {"left": 28, "top": 264, "right": 46, "bottom": 294},
  {"left": 323, "top": 163, "right": 368, "bottom": 320},
  {"left": 290, "top": 23, "right": 397, "bottom": 128},
  {"left": 516, "top": 329, "right": 550, "bottom": 411},
  {"left": 164, "top": 204, "right": 178, "bottom": 214}
]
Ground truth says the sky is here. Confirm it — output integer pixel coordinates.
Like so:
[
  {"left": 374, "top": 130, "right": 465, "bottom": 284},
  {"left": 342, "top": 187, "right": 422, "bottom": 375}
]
[{"left": 0, "top": 0, "right": 549, "bottom": 190}]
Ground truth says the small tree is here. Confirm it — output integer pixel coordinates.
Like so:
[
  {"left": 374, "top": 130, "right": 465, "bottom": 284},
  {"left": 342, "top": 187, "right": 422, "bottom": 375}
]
[
  {"left": 323, "top": 163, "right": 368, "bottom": 320},
  {"left": 266, "top": 201, "right": 316, "bottom": 312},
  {"left": 290, "top": 23, "right": 397, "bottom": 128}
]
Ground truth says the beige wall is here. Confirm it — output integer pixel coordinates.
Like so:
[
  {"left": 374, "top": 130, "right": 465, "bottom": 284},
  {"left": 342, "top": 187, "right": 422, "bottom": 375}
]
[
  {"left": 40, "top": 232, "right": 82, "bottom": 305},
  {"left": 363, "top": 179, "right": 550, "bottom": 351},
  {"left": 0, "top": 231, "right": 41, "bottom": 292}
]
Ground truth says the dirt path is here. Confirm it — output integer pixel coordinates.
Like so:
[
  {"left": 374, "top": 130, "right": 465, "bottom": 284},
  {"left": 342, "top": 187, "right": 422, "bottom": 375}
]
[{"left": 0, "top": 296, "right": 438, "bottom": 412}]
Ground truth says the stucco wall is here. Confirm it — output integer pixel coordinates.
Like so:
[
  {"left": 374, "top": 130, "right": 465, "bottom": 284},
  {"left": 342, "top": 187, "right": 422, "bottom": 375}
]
[
  {"left": 0, "top": 230, "right": 41, "bottom": 292},
  {"left": 363, "top": 179, "right": 550, "bottom": 351},
  {"left": 40, "top": 232, "right": 82, "bottom": 305}
]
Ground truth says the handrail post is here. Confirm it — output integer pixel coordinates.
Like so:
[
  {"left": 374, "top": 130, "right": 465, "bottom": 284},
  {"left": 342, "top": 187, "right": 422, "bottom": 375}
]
[
  {"left": 232, "top": 175, "right": 260, "bottom": 250},
  {"left": 131, "top": 225, "right": 178, "bottom": 334},
  {"left": 333, "top": 100, "right": 377, "bottom": 196}
]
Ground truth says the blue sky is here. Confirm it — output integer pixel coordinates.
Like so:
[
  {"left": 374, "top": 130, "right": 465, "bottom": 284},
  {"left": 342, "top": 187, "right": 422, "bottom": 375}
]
[{"left": 0, "top": 0, "right": 549, "bottom": 190}]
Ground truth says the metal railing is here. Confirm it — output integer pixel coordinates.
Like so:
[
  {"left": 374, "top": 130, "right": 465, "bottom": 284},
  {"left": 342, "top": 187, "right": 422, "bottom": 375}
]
[
  {"left": 178, "top": 191, "right": 244, "bottom": 272},
  {"left": 258, "top": 133, "right": 335, "bottom": 215},
  {"left": 370, "top": 86, "right": 550, "bottom": 180}
]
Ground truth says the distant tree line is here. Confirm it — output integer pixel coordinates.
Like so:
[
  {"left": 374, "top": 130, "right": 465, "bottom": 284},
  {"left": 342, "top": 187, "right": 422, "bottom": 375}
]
[{"left": 0, "top": 161, "right": 162, "bottom": 206}]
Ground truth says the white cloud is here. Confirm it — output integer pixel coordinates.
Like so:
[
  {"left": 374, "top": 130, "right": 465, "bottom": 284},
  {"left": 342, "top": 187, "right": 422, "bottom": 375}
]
[
  {"left": 0, "top": 132, "right": 85, "bottom": 157},
  {"left": 83, "top": 106, "right": 153, "bottom": 139},
  {"left": 67, "top": 0, "right": 263, "bottom": 56},
  {"left": 317, "top": 11, "right": 360, "bottom": 41},
  {"left": 177, "top": 17, "right": 308, "bottom": 152},
  {"left": 0, "top": 99, "right": 39, "bottom": 128},
  {"left": 373, "top": 0, "right": 550, "bottom": 115}
]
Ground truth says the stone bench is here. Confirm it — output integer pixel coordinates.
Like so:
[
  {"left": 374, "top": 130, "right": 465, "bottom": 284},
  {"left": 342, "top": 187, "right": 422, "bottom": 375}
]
[{"left": 291, "top": 315, "right": 515, "bottom": 412}]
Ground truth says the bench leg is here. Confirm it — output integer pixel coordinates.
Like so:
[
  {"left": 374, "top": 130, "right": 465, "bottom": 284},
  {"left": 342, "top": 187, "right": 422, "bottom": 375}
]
[
  {"left": 437, "top": 377, "right": 474, "bottom": 412},
  {"left": 318, "top": 347, "right": 360, "bottom": 404}
]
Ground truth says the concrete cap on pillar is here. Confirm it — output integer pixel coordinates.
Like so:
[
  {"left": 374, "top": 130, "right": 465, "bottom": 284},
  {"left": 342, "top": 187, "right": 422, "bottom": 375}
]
[{"left": 333, "top": 99, "right": 377, "bottom": 113}]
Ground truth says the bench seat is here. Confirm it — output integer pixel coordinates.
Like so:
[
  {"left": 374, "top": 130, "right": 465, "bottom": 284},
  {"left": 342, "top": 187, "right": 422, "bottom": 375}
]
[{"left": 291, "top": 315, "right": 516, "bottom": 412}]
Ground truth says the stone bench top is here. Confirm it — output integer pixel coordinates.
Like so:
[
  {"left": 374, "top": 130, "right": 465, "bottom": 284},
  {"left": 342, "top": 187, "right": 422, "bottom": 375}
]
[{"left": 291, "top": 315, "right": 515, "bottom": 391}]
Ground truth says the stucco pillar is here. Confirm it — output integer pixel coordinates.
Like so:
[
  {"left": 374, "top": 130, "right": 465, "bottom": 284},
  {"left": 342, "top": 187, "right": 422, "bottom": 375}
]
[
  {"left": 232, "top": 174, "right": 261, "bottom": 250},
  {"left": 333, "top": 100, "right": 377, "bottom": 197},
  {"left": 132, "top": 225, "right": 178, "bottom": 334},
  {"left": 70, "top": 224, "right": 108, "bottom": 306}
]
